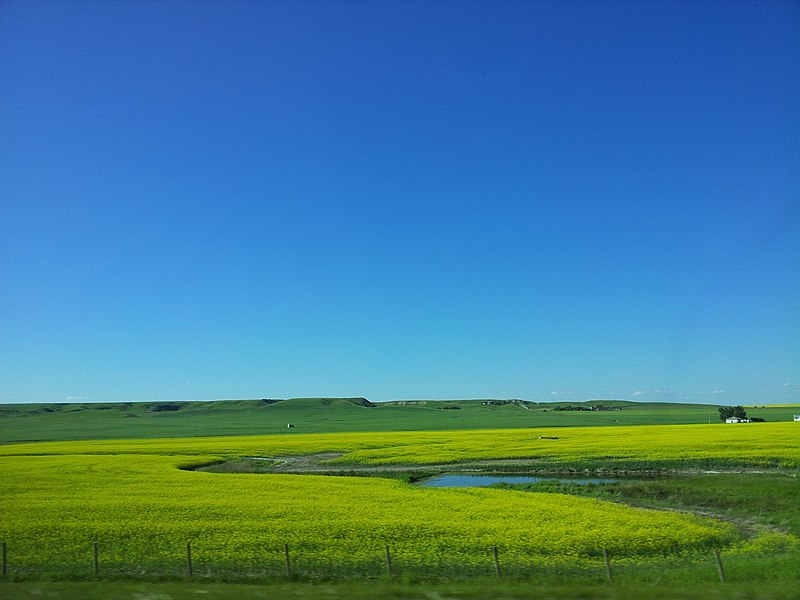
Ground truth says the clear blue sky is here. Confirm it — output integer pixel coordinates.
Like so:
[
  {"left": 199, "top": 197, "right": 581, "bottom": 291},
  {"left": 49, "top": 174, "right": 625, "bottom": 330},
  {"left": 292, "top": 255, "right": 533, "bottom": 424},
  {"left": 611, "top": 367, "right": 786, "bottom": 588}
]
[{"left": 1, "top": 0, "right": 798, "bottom": 405}]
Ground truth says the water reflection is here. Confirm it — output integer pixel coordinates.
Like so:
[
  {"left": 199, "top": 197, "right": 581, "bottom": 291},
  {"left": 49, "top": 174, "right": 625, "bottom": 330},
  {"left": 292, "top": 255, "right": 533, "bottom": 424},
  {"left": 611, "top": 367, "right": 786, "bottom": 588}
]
[{"left": 418, "top": 474, "right": 618, "bottom": 487}]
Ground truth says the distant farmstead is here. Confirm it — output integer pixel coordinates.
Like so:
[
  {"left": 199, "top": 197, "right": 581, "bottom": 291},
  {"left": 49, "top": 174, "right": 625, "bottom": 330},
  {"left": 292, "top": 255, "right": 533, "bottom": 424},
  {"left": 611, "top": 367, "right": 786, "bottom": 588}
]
[
  {"left": 725, "top": 417, "right": 750, "bottom": 424},
  {"left": 794, "top": 415, "right": 800, "bottom": 422}
]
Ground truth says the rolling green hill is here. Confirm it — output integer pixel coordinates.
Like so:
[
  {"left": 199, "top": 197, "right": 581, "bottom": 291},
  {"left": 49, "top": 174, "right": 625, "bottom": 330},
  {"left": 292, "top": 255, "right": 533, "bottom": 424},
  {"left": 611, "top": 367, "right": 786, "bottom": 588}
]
[{"left": 1, "top": 398, "right": 796, "bottom": 443}]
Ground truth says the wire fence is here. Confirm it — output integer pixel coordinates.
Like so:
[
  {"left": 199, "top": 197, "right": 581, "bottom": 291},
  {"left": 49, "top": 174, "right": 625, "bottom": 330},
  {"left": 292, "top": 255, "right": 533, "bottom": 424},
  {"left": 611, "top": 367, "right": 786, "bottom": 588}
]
[{"left": 0, "top": 539, "right": 756, "bottom": 584}]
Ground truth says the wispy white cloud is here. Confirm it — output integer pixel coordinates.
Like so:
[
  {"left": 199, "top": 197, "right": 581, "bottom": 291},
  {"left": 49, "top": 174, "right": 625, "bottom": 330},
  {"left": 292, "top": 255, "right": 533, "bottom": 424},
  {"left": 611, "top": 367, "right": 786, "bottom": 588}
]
[
  {"left": 631, "top": 390, "right": 646, "bottom": 397},
  {"left": 64, "top": 396, "right": 86, "bottom": 401}
]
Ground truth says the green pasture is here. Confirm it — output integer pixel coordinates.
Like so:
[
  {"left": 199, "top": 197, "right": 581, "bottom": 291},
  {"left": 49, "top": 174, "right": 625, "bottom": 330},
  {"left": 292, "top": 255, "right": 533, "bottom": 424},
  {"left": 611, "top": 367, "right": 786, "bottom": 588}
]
[
  {"left": 3, "top": 580, "right": 799, "bottom": 600},
  {"left": 1, "top": 397, "right": 796, "bottom": 443}
]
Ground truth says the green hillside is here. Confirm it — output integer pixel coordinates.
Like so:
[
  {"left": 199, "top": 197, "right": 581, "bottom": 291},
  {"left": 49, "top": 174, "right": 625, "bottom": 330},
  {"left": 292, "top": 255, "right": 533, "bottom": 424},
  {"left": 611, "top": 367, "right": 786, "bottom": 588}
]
[{"left": 1, "top": 398, "right": 796, "bottom": 443}]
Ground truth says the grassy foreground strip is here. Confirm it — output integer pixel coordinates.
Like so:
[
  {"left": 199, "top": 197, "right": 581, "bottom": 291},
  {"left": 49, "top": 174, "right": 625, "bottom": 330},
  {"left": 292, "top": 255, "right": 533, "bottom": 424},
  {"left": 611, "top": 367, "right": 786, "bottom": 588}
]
[
  {"left": 2, "top": 422, "right": 798, "bottom": 469},
  {"left": 2, "top": 581, "right": 800, "bottom": 600}
]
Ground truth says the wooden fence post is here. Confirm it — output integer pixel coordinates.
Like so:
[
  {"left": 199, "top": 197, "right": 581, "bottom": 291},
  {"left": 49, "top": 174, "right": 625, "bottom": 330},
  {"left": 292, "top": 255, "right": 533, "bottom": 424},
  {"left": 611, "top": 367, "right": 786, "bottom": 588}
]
[
  {"left": 187, "top": 542, "right": 193, "bottom": 576},
  {"left": 384, "top": 545, "right": 393, "bottom": 576},
  {"left": 2, "top": 541, "right": 6, "bottom": 576},
  {"left": 93, "top": 541, "right": 99, "bottom": 574},
  {"left": 714, "top": 549, "right": 726, "bottom": 583},
  {"left": 492, "top": 545, "right": 501, "bottom": 578},
  {"left": 602, "top": 547, "right": 613, "bottom": 583},
  {"left": 283, "top": 543, "right": 291, "bottom": 577}
]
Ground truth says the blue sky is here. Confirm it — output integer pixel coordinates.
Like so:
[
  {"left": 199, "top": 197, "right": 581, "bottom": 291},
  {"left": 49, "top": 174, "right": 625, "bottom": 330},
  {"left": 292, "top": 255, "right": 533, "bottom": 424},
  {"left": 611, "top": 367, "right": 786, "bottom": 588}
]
[{"left": 1, "top": 0, "right": 798, "bottom": 405}]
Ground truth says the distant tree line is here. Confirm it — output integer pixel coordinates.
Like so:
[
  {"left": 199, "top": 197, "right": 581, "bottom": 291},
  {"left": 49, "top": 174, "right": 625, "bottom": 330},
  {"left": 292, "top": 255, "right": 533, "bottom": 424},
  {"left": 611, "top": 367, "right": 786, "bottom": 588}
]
[
  {"left": 148, "top": 403, "right": 182, "bottom": 412},
  {"left": 718, "top": 406, "right": 746, "bottom": 421}
]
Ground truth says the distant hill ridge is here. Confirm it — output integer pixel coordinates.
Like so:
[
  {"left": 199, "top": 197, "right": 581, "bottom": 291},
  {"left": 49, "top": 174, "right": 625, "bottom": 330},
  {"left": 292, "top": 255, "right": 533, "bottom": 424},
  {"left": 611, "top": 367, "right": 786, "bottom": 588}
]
[
  {"left": 0, "top": 397, "right": 729, "bottom": 417},
  {"left": 277, "top": 397, "right": 376, "bottom": 408}
]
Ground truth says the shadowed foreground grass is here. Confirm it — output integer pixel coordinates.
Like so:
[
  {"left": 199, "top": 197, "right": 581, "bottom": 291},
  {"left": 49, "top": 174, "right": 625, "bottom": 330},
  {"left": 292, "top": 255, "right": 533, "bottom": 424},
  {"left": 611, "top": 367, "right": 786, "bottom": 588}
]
[{"left": 2, "top": 581, "right": 800, "bottom": 600}]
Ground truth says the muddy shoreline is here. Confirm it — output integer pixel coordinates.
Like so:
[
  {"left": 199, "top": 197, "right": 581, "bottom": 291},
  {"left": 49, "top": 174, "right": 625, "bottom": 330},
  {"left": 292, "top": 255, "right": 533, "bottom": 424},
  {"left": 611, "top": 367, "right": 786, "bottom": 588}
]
[{"left": 192, "top": 452, "right": 785, "bottom": 478}]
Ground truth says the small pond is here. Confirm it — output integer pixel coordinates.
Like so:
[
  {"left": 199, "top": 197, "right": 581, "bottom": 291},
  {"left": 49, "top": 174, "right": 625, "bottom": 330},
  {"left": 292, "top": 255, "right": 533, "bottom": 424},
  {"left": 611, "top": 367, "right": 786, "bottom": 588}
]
[{"left": 418, "top": 474, "right": 619, "bottom": 488}]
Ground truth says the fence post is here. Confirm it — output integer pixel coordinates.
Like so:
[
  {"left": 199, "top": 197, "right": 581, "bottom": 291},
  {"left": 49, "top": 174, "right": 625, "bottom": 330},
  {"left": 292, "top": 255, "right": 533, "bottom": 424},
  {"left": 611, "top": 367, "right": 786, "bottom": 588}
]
[
  {"left": 283, "top": 543, "right": 291, "bottom": 577},
  {"left": 602, "top": 547, "right": 613, "bottom": 583},
  {"left": 187, "top": 542, "right": 193, "bottom": 576},
  {"left": 93, "top": 541, "right": 99, "bottom": 574},
  {"left": 492, "top": 545, "right": 501, "bottom": 578},
  {"left": 384, "top": 545, "right": 393, "bottom": 576},
  {"left": 714, "top": 549, "right": 726, "bottom": 583},
  {"left": 2, "top": 541, "right": 6, "bottom": 576}
]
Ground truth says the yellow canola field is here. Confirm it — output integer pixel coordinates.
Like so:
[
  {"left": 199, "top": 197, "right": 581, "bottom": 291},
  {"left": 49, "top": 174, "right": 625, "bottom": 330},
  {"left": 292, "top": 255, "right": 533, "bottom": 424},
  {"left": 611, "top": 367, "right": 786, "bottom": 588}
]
[
  {"left": 1, "top": 422, "right": 798, "bottom": 468},
  {"left": 331, "top": 422, "right": 800, "bottom": 467},
  {"left": 2, "top": 423, "right": 799, "bottom": 574},
  {"left": 1, "top": 453, "right": 742, "bottom": 574}
]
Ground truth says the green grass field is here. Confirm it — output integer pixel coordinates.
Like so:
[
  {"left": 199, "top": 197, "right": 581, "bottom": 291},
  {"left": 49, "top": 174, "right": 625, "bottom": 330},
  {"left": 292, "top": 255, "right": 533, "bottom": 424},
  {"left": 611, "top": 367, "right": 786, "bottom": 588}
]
[
  {"left": 4, "top": 580, "right": 800, "bottom": 600},
  {"left": 2, "top": 398, "right": 799, "bottom": 600},
  {"left": 1, "top": 397, "right": 797, "bottom": 442}
]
